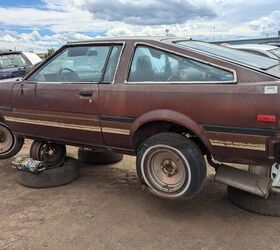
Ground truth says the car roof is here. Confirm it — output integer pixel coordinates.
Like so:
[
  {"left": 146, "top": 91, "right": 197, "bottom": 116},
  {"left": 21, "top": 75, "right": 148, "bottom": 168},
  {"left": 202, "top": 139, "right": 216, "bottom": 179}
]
[
  {"left": 22, "top": 51, "right": 42, "bottom": 64},
  {"left": 66, "top": 37, "right": 280, "bottom": 68},
  {"left": 61, "top": 37, "right": 280, "bottom": 78},
  {"left": 67, "top": 36, "right": 189, "bottom": 45},
  {"left": 0, "top": 50, "right": 22, "bottom": 55},
  {"left": 224, "top": 44, "right": 278, "bottom": 51}
]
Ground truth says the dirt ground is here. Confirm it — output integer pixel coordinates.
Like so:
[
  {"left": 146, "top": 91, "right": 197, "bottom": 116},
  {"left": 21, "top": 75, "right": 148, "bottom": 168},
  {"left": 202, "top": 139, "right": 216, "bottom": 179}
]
[{"left": 0, "top": 140, "right": 280, "bottom": 250}]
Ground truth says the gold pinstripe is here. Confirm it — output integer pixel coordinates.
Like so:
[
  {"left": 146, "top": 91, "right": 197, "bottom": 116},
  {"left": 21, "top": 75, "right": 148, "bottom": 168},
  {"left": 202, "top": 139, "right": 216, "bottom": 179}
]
[
  {"left": 4, "top": 116, "right": 130, "bottom": 135},
  {"left": 209, "top": 139, "right": 266, "bottom": 151},
  {"left": 102, "top": 127, "right": 130, "bottom": 135}
]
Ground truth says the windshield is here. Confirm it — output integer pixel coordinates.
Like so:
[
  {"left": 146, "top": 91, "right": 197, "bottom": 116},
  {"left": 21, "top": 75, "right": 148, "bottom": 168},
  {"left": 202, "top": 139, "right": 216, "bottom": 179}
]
[
  {"left": 176, "top": 41, "right": 279, "bottom": 70},
  {"left": 269, "top": 48, "right": 280, "bottom": 59},
  {"left": 0, "top": 54, "right": 27, "bottom": 69}
]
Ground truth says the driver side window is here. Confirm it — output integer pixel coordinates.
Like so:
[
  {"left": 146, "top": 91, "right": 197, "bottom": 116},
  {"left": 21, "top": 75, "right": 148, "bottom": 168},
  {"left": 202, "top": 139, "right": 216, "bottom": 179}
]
[
  {"left": 128, "top": 45, "right": 234, "bottom": 83},
  {"left": 28, "top": 46, "right": 111, "bottom": 83}
]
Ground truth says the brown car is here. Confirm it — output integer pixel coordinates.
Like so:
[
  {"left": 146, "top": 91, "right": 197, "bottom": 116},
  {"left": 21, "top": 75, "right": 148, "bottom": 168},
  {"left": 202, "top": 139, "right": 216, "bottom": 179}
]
[{"left": 1, "top": 37, "right": 280, "bottom": 199}]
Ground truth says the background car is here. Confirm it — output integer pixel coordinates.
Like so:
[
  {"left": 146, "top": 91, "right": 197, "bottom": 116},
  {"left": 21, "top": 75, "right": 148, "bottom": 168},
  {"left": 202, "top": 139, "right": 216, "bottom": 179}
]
[
  {"left": 223, "top": 44, "right": 280, "bottom": 60},
  {"left": 0, "top": 50, "right": 42, "bottom": 80},
  {"left": 268, "top": 42, "right": 280, "bottom": 47}
]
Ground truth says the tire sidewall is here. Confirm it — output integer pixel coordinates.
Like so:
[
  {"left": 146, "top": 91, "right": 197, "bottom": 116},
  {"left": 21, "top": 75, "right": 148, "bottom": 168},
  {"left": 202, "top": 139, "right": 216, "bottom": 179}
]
[
  {"left": 17, "top": 157, "right": 80, "bottom": 188},
  {"left": 136, "top": 133, "right": 206, "bottom": 199},
  {"left": 0, "top": 123, "right": 23, "bottom": 159},
  {"left": 228, "top": 186, "right": 280, "bottom": 216}
]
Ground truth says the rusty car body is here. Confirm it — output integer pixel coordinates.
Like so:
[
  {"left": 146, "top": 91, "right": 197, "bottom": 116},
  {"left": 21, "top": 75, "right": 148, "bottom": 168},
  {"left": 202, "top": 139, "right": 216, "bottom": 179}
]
[{"left": 1, "top": 37, "right": 280, "bottom": 199}]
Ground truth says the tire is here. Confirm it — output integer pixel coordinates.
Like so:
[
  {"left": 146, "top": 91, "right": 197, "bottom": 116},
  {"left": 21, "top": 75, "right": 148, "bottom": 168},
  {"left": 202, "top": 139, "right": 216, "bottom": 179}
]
[
  {"left": 29, "top": 141, "right": 41, "bottom": 160},
  {"left": 228, "top": 186, "right": 280, "bottom": 216},
  {"left": 136, "top": 132, "right": 206, "bottom": 199},
  {"left": 0, "top": 123, "right": 24, "bottom": 160},
  {"left": 29, "top": 141, "right": 66, "bottom": 168},
  {"left": 78, "top": 148, "right": 123, "bottom": 165},
  {"left": 16, "top": 157, "right": 80, "bottom": 188}
]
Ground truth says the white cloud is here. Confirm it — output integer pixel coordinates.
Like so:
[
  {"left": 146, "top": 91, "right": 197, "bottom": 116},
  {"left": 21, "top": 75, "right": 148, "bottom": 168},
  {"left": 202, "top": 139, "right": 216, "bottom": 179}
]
[
  {"left": 0, "top": 0, "right": 279, "bottom": 52},
  {"left": 83, "top": 0, "right": 216, "bottom": 25},
  {"left": 0, "top": 34, "right": 17, "bottom": 42},
  {"left": 0, "top": 30, "right": 93, "bottom": 52},
  {"left": 0, "top": 4, "right": 94, "bottom": 33},
  {"left": 249, "top": 10, "right": 280, "bottom": 36}
]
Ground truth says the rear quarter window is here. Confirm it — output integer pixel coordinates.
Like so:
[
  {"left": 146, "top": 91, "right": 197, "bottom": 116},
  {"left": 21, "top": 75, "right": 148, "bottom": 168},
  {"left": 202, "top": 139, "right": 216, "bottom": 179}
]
[{"left": 127, "top": 45, "right": 235, "bottom": 83}]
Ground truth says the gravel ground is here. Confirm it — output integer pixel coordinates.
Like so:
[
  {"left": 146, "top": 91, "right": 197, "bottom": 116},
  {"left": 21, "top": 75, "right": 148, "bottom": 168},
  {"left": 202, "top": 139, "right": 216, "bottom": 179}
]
[{"left": 0, "top": 140, "right": 280, "bottom": 250}]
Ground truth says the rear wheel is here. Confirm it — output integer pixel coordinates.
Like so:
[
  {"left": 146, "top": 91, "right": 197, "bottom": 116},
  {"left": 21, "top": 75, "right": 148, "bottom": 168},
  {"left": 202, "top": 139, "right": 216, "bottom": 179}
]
[
  {"left": 136, "top": 132, "right": 206, "bottom": 199},
  {"left": 0, "top": 123, "right": 24, "bottom": 159}
]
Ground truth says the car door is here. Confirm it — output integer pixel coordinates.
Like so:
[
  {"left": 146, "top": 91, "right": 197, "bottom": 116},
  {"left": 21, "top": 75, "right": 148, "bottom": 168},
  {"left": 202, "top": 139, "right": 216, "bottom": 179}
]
[{"left": 9, "top": 44, "right": 113, "bottom": 146}]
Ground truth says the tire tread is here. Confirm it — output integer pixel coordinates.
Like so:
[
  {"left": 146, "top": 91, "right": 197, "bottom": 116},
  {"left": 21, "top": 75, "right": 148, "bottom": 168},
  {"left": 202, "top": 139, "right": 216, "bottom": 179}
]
[
  {"left": 228, "top": 186, "right": 280, "bottom": 216},
  {"left": 17, "top": 157, "right": 80, "bottom": 188}
]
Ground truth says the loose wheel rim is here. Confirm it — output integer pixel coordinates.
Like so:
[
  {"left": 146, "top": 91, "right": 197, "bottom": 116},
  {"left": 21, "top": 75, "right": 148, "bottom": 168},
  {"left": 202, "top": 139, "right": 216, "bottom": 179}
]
[
  {"left": 0, "top": 125, "right": 14, "bottom": 154},
  {"left": 144, "top": 146, "right": 187, "bottom": 193},
  {"left": 38, "top": 143, "right": 65, "bottom": 167}
]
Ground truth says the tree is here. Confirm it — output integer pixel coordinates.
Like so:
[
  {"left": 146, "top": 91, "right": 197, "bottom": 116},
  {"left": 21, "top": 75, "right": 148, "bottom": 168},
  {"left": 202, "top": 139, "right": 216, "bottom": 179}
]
[{"left": 45, "top": 48, "right": 55, "bottom": 58}]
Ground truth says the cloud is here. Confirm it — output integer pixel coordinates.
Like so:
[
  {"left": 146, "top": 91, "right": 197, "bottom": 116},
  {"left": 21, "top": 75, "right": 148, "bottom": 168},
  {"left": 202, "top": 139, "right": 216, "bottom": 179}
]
[
  {"left": 83, "top": 0, "right": 216, "bottom": 25},
  {"left": 0, "top": 30, "right": 93, "bottom": 52},
  {"left": 249, "top": 10, "right": 280, "bottom": 36},
  {"left": 0, "top": 4, "right": 94, "bottom": 33},
  {"left": 0, "top": 0, "right": 279, "bottom": 52}
]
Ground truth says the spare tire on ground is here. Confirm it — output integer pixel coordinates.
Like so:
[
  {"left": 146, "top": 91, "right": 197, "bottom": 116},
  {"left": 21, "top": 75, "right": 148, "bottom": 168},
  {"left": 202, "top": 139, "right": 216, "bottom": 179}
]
[
  {"left": 78, "top": 148, "right": 123, "bottom": 165},
  {"left": 227, "top": 186, "right": 280, "bottom": 216},
  {"left": 17, "top": 157, "right": 80, "bottom": 188}
]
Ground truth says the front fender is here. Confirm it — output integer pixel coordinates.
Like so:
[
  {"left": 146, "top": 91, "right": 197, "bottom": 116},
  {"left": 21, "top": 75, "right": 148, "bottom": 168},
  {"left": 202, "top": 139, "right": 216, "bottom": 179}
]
[{"left": 131, "top": 109, "right": 212, "bottom": 152}]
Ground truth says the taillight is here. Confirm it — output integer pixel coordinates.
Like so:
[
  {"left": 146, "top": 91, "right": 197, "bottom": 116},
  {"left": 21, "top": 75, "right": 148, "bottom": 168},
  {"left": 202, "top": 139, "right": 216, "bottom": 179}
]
[{"left": 257, "top": 115, "right": 276, "bottom": 122}]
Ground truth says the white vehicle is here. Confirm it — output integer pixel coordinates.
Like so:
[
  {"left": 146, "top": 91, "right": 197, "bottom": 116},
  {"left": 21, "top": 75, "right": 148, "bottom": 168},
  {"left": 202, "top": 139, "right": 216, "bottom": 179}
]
[
  {"left": 22, "top": 52, "right": 42, "bottom": 66},
  {"left": 223, "top": 44, "right": 280, "bottom": 60},
  {"left": 0, "top": 51, "right": 42, "bottom": 80}
]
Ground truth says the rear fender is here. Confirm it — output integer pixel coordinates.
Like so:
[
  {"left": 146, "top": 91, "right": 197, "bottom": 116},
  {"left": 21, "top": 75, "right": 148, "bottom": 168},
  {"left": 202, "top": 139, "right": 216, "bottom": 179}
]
[{"left": 131, "top": 109, "right": 212, "bottom": 152}]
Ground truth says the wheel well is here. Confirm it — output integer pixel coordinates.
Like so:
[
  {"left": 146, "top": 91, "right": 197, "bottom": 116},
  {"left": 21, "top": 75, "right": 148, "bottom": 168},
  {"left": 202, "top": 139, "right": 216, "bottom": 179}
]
[
  {"left": 133, "top": 121, "right": 208, "bottom": 155},
  {"left": 0, "top": 116, "right": 4, "bottom": 123}
]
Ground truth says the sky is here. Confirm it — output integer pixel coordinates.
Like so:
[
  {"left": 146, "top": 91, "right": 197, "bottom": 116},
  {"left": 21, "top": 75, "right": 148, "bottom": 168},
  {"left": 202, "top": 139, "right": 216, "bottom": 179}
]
[{"left": 0, "top": 0, "right": 279, "bottom": 52}]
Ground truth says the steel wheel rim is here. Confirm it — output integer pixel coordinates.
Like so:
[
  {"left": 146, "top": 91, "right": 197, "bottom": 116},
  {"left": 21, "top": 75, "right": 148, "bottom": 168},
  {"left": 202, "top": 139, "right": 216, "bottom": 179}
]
[
  {"left": 39, "top": 143, "right": 64, "bottom": 167},
  {"left": 145, "top": 146, "right": 187, "bottom": 193},
  {"left": 0, "top": 125, "right": 14, "bottom": 154}
]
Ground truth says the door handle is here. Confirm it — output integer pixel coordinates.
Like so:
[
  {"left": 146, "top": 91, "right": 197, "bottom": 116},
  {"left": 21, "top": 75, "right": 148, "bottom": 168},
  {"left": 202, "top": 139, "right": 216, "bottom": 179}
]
[{"left": 79, "top": 90, "right": 93, "bottom": 97}]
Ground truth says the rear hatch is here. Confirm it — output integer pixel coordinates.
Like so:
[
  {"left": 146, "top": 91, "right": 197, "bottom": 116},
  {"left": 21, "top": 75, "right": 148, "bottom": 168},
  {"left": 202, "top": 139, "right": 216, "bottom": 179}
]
[
  {"left": 175, "top": 40, "right": 280, "bottom": 79},
  {"left": 266, "top": 65, "right": 280, "bottom": 78}
]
